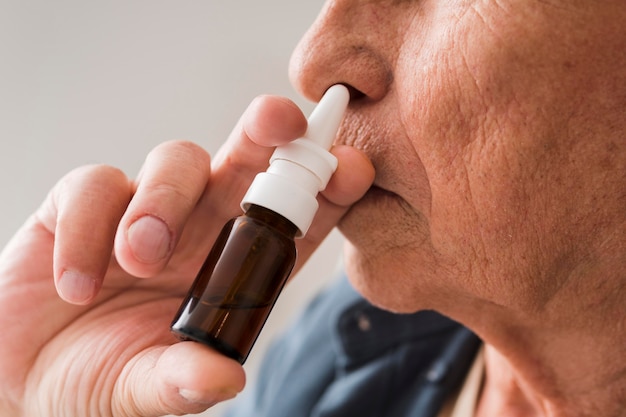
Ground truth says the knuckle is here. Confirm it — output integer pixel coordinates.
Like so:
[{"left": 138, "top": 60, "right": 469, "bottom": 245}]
[
  {"left": 146, "top": 140, "right": 212, "bottom": 182},
  {"left": 56, "top": 164, "right": 131, "bottom": 210},
  {"left": 61, "top": 164, "right": 128, "bottom": 189},
  {"left": 139, "top": 180, "right": 198, "bottom": 211},
  {"left": 36, "top": 164, "right": 131, "bottom": 235},
  {"left": 137, "top": 141, "right": 212, "bottom": 207},
  {"left": 150, "top": 140, "right": 211, "bottom": 166}
]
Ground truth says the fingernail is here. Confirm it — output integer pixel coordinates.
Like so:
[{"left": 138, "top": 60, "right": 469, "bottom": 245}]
[
  {"left": 127, "top": 215, "right": 172, "bottom": 263},
  {"left": 58, "top": 270, "right": 98, "bottom": 304},
  {"left": 178, "top": 388, "right": 239, "bottom": 405}
]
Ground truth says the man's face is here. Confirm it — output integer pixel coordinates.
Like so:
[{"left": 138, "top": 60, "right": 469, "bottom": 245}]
[{"left": 290, "top": 0, "right": 626, "bottom": 314}]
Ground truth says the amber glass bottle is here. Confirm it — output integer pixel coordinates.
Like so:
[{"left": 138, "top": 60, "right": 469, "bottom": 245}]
[
  {"left": 170, "top": 84, "right": 349, "bottom": 364},
  {"left": 171, "top": 204, "right": 298, "bottom": 363}
]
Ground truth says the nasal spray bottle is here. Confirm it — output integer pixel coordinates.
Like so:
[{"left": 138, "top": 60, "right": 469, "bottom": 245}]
[{"left": 171, "top": 85, "right": 350, "bottom": 364}]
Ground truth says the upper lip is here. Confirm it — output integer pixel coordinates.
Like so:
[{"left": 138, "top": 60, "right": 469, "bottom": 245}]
[{"left": 336, "top": 104, "right": 416, "bottom": 202}]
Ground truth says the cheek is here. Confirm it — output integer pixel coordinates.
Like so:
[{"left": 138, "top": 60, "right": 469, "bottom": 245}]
[
  {"left": 393, "top": 8, "right": 585, "bottom": 294},
  {"left": 342, "top": 2, "right": 626, "bottom": 311}
]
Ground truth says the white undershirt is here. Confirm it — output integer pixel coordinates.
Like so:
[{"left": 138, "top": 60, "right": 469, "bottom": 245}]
[{"left": 437, "top": 346, "right": 485, "bottom": 417}]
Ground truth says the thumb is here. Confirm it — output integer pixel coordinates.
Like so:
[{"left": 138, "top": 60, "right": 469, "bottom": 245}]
[{"left": 113, "top": 342, "right": 245, "bottom": 416}]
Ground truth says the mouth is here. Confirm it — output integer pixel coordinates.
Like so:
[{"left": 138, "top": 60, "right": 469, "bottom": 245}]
[
  {"left": 366, "top": 184, "right": 397, "bottom": 198},
  {"left": 343, "top": 183, "right": 426, "bottom": 230},
  {"left": 338, "top": 181, "right": 432, "bottom": 270},
  {"left": 346, "top": 184, "right": 412, "bottom": 219},
  {"left": 363, "top": 184, "right": 408, "bottom": 206}
]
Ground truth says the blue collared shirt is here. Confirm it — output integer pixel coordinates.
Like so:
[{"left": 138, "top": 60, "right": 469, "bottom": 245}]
[{"left": 226, "top": 274, "right": 480, "bottom": 417}]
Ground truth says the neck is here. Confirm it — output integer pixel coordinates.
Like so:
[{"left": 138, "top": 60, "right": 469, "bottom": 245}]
[
  {"left": 469, "top": 269, "right": 626, "bottom": 417},
  {"left": 476, "top": 340, "right": 625, "bottom": 417},
  {"left": 445, "top": 228, "right": 626, "bottom": 417}
]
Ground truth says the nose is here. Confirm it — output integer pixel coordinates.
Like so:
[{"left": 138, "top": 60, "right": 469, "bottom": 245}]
[{"left": 289, "top": 0, "right": 394, "bottom": 103}]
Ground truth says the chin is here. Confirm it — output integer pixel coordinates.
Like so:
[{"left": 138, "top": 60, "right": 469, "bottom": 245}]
[
  {"left": 338, "top": 187, "right": 441, "bottom": 313},
  {"left": 341, "top": 243, "right": 418, "bottom": 313}
]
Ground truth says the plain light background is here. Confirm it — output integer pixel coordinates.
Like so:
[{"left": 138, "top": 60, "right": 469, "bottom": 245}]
[{"left": 0, "top": 1, "right": 345, "bottom": 416}]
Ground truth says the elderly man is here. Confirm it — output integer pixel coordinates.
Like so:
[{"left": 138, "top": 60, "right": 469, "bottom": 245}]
[{"left": 1, "top": 1, "right": 624, "bottom": 416}]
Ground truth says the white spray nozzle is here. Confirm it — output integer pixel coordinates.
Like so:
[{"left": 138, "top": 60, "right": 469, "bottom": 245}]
[
  {"left": 305, "top": 84, "right": 350, "bottom": 149},
  {"left": 269, "top": 84, "right": 350, "bottom": 184},
  {"left": 241, "top": 84, "right": 350, "bottom": 237}
]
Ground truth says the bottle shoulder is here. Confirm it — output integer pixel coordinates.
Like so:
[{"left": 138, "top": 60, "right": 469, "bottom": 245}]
[{"left": 238, "top": 205, "right": 299, "bottom": 240}]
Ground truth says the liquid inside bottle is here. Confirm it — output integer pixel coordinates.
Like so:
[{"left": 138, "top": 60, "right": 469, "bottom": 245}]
[{"left": 171, "top": 204, "right": 297, "bottom": 364}]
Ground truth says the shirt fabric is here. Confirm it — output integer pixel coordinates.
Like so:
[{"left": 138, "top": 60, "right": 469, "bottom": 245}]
[
  {"left": 438, "top": 347, "right": 485, "bottom": 417},
  {"left": 225, "top": 274, "right": 482, "bottom": 417}
]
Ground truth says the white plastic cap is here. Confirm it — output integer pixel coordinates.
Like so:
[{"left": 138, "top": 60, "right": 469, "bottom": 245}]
[{"left": 241, "top": 84, "right": 350, "bottom": 237}]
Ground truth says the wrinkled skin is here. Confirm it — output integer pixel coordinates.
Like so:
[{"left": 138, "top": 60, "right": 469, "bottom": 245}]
[{"left": 289, "top": 0, "right": 626, "bottom": 415}]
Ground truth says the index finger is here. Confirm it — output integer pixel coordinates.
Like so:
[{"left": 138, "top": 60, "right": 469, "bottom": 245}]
[
  {"left": 201, "top": 95, "right": 308, "bottom": 222},
  {"left": 213, "top": 95, "right": 307, "bottom": 172}
]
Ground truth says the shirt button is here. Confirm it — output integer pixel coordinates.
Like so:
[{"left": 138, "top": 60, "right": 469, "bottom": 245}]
[
  {"left": 426, "top": 361, "right": 449, "bottom": 383},
  {"left": 357, "top": 312, "right": 372, "bottom": 332}
]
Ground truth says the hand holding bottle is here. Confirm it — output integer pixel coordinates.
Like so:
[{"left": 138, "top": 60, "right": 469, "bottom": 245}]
[
  {"left": 172, "top": 85, "right": 356, "bottom": 364},
  {"left": 0, "top": 93, "right": 374, "bottom": 416}
]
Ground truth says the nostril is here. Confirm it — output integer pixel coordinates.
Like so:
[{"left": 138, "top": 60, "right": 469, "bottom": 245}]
[{"left": 341, "top": 84, "right": 366, "bottom": 102}]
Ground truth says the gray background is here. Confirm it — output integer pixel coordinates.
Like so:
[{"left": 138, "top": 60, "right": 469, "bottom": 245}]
[{"left": 0, "top": 1, "right": 343, "bottom": 416}]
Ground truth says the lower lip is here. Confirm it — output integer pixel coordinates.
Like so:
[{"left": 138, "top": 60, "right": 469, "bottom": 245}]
[
  {"left": 361, "top": 185, "right": 405, "bottom": 208},
  {"left": 359, "top": 184, "right": 390, "bottom": 200},
  {"left": 344, "top": 185, "right": 423, "bottom": 226},
  {"left": 340, "top": 186, "right": 402, "bottom": 224}
]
